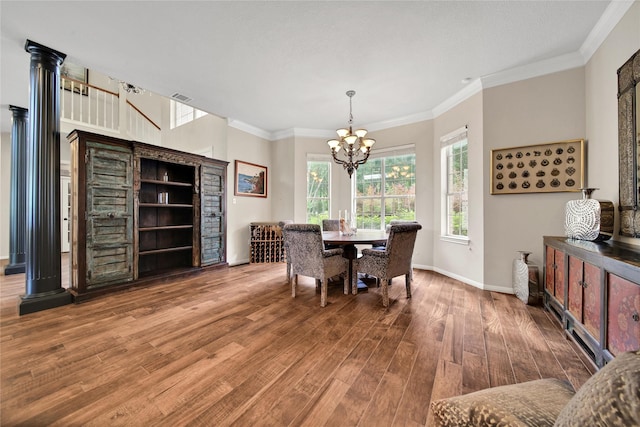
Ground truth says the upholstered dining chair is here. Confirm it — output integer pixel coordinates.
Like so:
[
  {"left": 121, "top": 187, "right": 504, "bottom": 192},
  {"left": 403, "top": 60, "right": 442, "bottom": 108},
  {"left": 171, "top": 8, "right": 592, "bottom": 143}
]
[
  {"left": 278, "top": 220, "right": 293, "bottom": 282},
  {"left": 357, "top": 223, "right": 422, "bottom": 307},
  {"left": 322, "top": 219, "right": 341, "bottom": 249},
  {"left": 322, "top": 219, "right": 340, "bottom": 231},
  {"left": 372, "top": 219, "right": 419, "bottom": 250},
  {"left": 283, "top": 224, "right": 349, "bottom": 307}
]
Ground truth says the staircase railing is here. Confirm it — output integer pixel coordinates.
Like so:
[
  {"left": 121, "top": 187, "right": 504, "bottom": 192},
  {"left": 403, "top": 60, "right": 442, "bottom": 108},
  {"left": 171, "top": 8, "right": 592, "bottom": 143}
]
[
  {"left": 126, "top": 100, "right": 161, "bottom": 145},
  {"left": 60, "top": 76, "right": 161, "bottom": 145}
]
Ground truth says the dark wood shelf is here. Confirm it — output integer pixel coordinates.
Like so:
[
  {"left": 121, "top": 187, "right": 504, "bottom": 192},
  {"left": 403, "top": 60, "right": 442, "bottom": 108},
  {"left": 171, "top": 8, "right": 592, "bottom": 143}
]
[
  {"left": 139, "top": 225, "right": 193, "bottom": 232},
  {"left": 139, "top": 246, "right": 193, "bottom": 256},
  {"left": 140, "top": 178, "right": 193, "bottom": 187},
  {"left": 139, "top": 203, "right": 193, "bottom": 208}
]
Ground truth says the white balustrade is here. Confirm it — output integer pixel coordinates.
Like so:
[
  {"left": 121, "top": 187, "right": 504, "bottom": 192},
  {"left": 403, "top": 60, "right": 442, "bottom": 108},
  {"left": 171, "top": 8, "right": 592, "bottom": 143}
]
[{"left": 60, "top": 76, "right": 160, "bottom": 145}]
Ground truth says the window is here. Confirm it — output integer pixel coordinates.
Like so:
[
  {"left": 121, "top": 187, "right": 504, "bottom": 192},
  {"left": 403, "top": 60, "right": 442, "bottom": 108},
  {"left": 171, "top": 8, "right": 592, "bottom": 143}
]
[
  {"left": 306, "top": 158, "right": 331, "bottom": 225},
  {"left": 441, "top": 127, "right": 468, "bottom": 241},
  {"left": 354, "top": 147, "right": 416, "bottom": 230},
  {"left": 170, "top": 99, "right": 207, "bottom": 129}
]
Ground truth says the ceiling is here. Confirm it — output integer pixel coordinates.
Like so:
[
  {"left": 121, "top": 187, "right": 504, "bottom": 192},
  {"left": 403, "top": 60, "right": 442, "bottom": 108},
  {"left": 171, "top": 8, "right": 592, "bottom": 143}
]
[{"left": 0, "top": 1, "right": 624, "bottom": 139}]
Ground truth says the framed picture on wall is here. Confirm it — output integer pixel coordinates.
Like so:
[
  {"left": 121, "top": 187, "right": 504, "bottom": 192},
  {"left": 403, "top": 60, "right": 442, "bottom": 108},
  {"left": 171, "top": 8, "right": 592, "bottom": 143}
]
[
  {"left": 235, "top": 160, "right": 267, "bottom": 198},
  {"left": 490, "top": 139, "right": 585, "bottom": 195},
  {"left": 61, "top": 62, "right": 88, "bottom": 96}
]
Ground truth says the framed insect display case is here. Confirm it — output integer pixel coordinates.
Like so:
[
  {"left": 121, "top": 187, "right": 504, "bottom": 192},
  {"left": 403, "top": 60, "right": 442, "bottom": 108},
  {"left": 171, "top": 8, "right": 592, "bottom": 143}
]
[{"left": 490, "top": 139, "right": 584, "bottom": 195}]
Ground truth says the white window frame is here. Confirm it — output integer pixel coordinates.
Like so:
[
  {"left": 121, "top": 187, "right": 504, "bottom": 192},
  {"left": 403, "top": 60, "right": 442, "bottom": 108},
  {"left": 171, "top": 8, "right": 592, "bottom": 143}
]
[
  {"left": 170, "top": 99, "right": 207, "bottom": 129},
  {"left": 306, "top": 155, "right": 332, "bottom": 224},
  {"left": 353, "top": 144, "right": 416, "bottom": 231},
  {"left": 440, "top": 126, "right": 469, "bottom": 244}
]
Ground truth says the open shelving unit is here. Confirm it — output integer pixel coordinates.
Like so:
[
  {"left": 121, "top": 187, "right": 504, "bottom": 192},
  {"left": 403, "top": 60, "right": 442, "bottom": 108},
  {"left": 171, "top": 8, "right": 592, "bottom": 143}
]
[
  {"left": 68, "top": 130, "right": 229, "bottom": 301},
  {"left": 138, "top": 158, "right": 196, "bottom": 277}
]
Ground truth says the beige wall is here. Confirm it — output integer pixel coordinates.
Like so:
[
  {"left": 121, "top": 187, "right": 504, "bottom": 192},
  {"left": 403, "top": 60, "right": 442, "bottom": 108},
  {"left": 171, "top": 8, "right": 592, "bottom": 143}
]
[
  {"left": 270, "top": 136, "right": 296, "bottom": 222},
  {"left": 482, "top": 68, "right": 587, "bottom": 290},
  {"left": 161, "top": 100, "right": 228, "bottom": 161},
  {"left": 226, "top": 127, "right": 272, "bottom": 265},
  {"left": 433, "top": 92, "right": 485, "bottom": 286},
  {"left": 585, "top": 1, "right": 640, "bottom": 247}
]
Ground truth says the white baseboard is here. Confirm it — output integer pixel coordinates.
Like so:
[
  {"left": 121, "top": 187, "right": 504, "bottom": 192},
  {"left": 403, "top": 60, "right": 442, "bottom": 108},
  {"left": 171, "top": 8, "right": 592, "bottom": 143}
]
[
  {"left": 413, "top": 264, "right": 513, "bottom": 295},
  {"left": 229, "top": 258, "right": 250, "bottom": 267}
]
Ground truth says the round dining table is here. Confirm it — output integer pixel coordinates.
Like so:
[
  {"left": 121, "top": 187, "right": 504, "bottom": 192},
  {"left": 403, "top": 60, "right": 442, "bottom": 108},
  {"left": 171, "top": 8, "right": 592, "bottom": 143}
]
[{"left": 322, "top": 230, "right": 388, "bottom": 294}]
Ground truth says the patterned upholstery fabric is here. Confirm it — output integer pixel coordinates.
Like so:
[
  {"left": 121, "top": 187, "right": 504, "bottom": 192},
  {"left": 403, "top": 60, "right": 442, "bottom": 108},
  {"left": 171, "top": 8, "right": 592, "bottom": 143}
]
[
  {"left": 322, "top": 219, "right": 340, "bottom": 231},
  {"left": 430, "top": 378, "right": 575, "bottom": 427},
  {"left": 278, "top": 220, "right": 293, "bottom": 281},
  {"left": 554, "top": 349, "right": 640, "bottom": 427},
  {"left": 430, "top": 349, "right": 640, "bottom": 427},
  {"left": 357, "top": 223, "right": 422, "bottom": 307},
  {"left": 321, "top": 219, "right": 341, "bottom": 250},
  {"left": 283, "top": 224, "right": 349, "bottom": 307}
]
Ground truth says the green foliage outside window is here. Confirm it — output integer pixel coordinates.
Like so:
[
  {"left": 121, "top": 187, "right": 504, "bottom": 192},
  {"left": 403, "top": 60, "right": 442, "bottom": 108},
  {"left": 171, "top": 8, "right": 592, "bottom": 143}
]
[
  {"left": 446, "top": 140, "right": 468, "bottom": 236},
  {"left": 307, "top": 161, "right": 330, "bottom": 225},
  {"left": 355, "top": 154, "right": 416, "bottom": 230}
]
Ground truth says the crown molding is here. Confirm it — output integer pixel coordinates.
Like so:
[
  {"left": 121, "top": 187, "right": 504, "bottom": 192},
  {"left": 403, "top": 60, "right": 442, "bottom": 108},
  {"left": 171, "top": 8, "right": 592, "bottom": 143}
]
[
  {"left": 268, "top": 128, "right": 335, "bottom": 141},
  {"left": 579, "top": 0, "right": 635, "bottom": 62},
  {"left": 480, "top": 51, "right": 584, "bottom": 90},
  {"left": 432, "top": 78, "right": 483, "bottom": 118},
  {"left": 362, "top": 110, "right": 434, "bottom": 133},
  {"left": 226, "top": 118, "right": 272, "bottom": 140}
]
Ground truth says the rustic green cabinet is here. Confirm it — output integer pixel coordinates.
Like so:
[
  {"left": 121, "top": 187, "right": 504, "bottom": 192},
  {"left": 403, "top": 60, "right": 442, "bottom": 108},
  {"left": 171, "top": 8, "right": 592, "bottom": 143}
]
[{"left": 68, "top": 130, "right": 228, "bottom": 301}]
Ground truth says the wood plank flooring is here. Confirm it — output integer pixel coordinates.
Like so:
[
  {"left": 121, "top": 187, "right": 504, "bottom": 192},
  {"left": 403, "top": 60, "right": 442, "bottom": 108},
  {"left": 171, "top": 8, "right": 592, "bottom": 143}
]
[{"left": 1, "top": 260, "right": 595, "bottom": 426}]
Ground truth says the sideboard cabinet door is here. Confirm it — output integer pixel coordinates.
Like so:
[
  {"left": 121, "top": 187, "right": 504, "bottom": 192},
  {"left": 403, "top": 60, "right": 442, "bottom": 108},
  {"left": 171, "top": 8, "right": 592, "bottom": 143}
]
[
  {"left": 544, "top": 245, "right": 566, "bottom": 321},
  {"left": 607, "top": 273, "right": 640, "bottom": 356},
  {"left": 567, "top": 257, "right": 602, "bottom": 339}
]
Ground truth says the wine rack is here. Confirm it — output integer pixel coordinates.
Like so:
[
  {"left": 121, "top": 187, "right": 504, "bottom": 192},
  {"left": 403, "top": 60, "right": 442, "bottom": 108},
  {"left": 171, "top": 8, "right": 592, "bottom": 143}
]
[{"left": 250, "top": 222, "right": 286, "bottom": 263}]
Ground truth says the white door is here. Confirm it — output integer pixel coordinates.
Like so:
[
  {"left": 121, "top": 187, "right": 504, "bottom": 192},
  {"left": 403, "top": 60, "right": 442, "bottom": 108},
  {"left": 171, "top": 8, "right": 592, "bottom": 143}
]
[{"left": 61, "top": 176, "right": 71, "bottom": 253}]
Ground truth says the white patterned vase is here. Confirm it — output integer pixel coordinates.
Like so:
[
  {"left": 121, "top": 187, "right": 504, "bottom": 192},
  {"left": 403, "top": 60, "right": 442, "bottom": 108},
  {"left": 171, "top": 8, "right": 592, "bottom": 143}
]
[
  {"left": 565, "top": 188, "right": 614, "bottom": 242},
  {"left": 512, "top": 251, "right": 540, "bottom": 305}
]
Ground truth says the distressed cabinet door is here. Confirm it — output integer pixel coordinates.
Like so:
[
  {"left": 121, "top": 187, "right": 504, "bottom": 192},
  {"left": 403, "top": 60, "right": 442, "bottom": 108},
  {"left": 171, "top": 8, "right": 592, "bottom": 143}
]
[
  {"left": 545, "top": 246, "right": 565, "bottom": 303},
  {"left": 607, "top": 274, "right": 640, "bottom": 356},
  {"left": 85, "top": 142, "right": 134, "bottom": 286},
  {"left": 567, "top": 257, "right": 601, "bottom": 339},
  {"left": 200, "top": 163, "right": 226, "bottom": 266}
]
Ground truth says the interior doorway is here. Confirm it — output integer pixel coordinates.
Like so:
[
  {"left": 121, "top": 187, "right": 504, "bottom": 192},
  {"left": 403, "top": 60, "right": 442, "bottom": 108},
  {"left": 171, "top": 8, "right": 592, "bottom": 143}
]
[{"left": 61, "top": 176, "right": 70, "bottom": 253}]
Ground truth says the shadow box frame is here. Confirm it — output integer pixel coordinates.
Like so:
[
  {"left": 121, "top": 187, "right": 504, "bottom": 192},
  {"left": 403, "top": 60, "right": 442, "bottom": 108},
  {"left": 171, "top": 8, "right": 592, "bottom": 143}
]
[
  {"left": 234, "top": 160, "right": 268, "bottom": 198},
  {"left": 490, "top": 139, "right": 585, "bottom": 195}
]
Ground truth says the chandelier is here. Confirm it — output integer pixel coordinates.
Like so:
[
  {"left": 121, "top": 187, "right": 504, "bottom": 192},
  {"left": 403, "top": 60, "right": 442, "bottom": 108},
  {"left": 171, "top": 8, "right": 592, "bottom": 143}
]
[
  {"left": 327, "top": 90, "right": 375, "bottom": 177},
  {"left": 121, "top": 82, "right": 144, "bottom": 94}
]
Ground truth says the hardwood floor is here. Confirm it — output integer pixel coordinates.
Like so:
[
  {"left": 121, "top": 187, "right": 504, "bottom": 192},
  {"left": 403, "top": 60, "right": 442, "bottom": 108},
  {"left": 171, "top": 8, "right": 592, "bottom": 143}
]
[{"left": 1, "top": 261, "right": 594, "bottom": 426}]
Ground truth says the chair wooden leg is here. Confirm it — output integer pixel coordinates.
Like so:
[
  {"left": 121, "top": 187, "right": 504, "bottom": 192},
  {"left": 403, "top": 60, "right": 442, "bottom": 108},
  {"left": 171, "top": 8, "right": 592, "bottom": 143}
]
[
  {"left": 321, "top": 279, "right": 328, "bottom": 307},
  {"left": 405, "top": 273, "right": 412, "bottom": 299},
  {"left": 381, "top": 278, "right": 389, "bottom": 307},
  {"left": 292, "top": 274, "right": 298, "bottom": 298},
  {"left": 286, "top": 262, "right": 291, "bottom": 283},
  {"left": 343, "top": 274, "right": 349, "bottom": 295}
]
